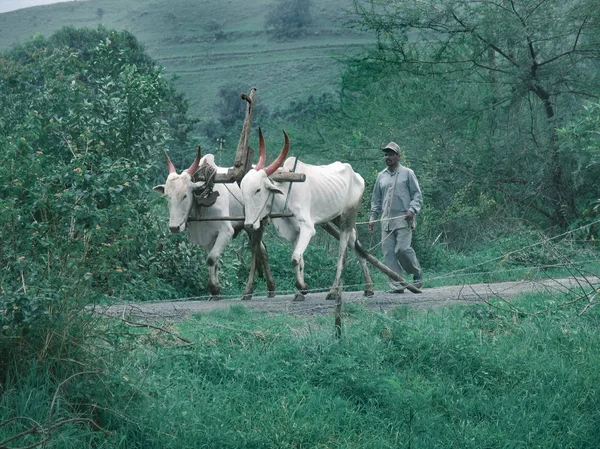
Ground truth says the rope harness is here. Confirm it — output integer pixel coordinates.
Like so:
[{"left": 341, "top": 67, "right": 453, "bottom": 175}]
[
  {"left": 191, "top": 163, "right": 219, "bottom": 216},
  {"left": 250, "top": 158, "right": 299, "bottom": 227},
  {"left": 249, "top": 190, "right": 276, "bottom": 228}
]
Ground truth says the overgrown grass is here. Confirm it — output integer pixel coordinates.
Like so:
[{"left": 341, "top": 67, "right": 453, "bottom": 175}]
[
  {"left": 131, "top": 297, "right": 600, "bottom": 448},
  {"left": 411, "top": 230, "right": 600, "bottom": 290},
  {"left": 5, "top": 293, "right": 597, "bottom": 448}
]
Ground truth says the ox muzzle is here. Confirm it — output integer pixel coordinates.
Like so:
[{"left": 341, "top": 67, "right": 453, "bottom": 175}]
[
  {"left": 169, "top": 222, "right": 187, "bottom": 233},
  {"left": 244, "top": 221, "right": 260, "bottom": 232}
]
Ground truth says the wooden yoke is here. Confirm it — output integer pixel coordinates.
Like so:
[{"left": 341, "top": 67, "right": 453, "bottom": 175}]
[
  {"left": 193, "top": 87, "right": 305, "bottom": 183},
  {"left": 230, "top": 88, "right": 257, "bottom": 182}
]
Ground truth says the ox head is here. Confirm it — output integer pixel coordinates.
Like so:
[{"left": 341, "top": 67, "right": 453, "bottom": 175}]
[
  {"left": 240, "top": 128, "right": 289, "bottom": 231},
  {"left": 153, "top": 146, "right": 215, "bottom": 233}
]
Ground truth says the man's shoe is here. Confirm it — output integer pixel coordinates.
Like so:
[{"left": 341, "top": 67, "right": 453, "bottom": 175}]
[{"left": 414, "top": 272, "right": 423, "bottom": 289}]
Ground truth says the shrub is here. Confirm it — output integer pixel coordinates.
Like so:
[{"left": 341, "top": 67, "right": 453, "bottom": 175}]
[
  {"left": 265, "top": 0, "right": 313, "bottom": 40},
  {"left": 0, "top": 26, "right": 199, "bottom": 372}
]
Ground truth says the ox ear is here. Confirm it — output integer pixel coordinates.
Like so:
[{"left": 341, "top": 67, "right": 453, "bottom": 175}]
[
  {"left": 153, "top": 185, "right": 165, "bottom": 195},
  {"left": 266, "top": 180, "right": 284, "bottom": 195}
]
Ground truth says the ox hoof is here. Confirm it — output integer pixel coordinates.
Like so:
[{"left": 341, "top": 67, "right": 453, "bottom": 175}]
[
  {"left": 326, "top": 292, "right": 341, "bottom": 301},
  {"left": 242, "top": 294, "right": 252, "bottom": 301},
  {"left": 267, "top": 290, "right": 276, "bottom": 298},
  {"left": 297, "top": 286, "right": 309, "bottom": 295},
  {"left": 293, "top": 292, "right": 305, "bottom": 302},
  {"left": 208, "top": 295, "right": 221, "bottom": 301},
  {"left": 364, "top": 289, "right": 375, "bottom": 297}
]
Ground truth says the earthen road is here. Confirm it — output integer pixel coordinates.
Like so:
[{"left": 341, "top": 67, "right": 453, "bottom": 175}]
[{"left": 93, "top": 277, "right": 597, "bottom": 323}]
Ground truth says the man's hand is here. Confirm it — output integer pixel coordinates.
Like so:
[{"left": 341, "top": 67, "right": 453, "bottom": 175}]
[
  {"left": 406, "top": 210, "right": 415, "bottom": 221},
  {"left": 368, "top": 221, "right": 375, "bottom": 232}
]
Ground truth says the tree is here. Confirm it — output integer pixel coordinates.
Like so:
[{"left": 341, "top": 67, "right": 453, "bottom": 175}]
[
  {"left": 352, "top": 0, "right": 600, "bottom": 230},
  {"left": 0, "top": 26, "right": 200, "bottom": 339},
  {"left": 265, "top": 0, "right": 313, "bottom": 40},
  {"left": 216, "top": 84, "right": 249, "bottom": 128},
  {"left": 558, "top": 100, "right": 600, "bottom": 238}
]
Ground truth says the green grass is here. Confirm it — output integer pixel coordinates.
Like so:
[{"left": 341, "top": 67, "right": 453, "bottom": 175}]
[
  {"left": 131, "top": 299, "right": 600, "bottom": 448},
  {"left": 5, "top": 294, "right": 599, "bottom": 448},
  {"left": 0, "top": 0, "right": 373, "bottom": 125}
]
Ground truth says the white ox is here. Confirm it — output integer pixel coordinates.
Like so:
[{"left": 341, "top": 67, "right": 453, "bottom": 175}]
[
  {"left": 154, "top": 148, "right": 275, "bottom": 300},
  {"left": 240, "top": 130, "right": 374, "bottom": 301}
]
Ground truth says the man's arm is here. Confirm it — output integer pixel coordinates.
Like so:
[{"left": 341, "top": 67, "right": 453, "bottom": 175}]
[{"left": 407, "top": 170, "right": 423, "bottom": 216}]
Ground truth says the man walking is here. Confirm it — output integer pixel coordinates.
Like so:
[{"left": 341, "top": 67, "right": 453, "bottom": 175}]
[{"left": 369, "top": 142, "right": 423, "bottom": 292}]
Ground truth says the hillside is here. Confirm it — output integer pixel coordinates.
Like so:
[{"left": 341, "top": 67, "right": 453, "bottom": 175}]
[{"left": 0, "top": 0, "right": 374, "bottom": 126}]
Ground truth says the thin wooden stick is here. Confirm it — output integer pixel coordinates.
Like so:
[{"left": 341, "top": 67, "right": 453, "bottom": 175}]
[{"left": 121, "top": 319, "right": 194, "bottom": 345}]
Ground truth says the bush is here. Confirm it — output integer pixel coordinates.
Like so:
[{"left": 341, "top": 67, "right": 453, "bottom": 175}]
[
  {"left": 265, "top": 0, "right": 313, "bottom": 40},
  {"left": 0, "top": 26, "right": 202, "bottom": 373},
  {"left": 0, "top": 25, "right": 207, "bottom": 447}
]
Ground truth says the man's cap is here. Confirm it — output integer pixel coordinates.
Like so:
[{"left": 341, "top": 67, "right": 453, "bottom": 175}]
[{"left": 382, "top": 141, "right": 401, "bottom": 155}]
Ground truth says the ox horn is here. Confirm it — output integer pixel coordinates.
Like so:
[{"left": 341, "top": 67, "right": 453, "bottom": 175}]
[
  {"left": 185, "top": 145, "right": 202, "bottom": 175},
  {"left": 254, "top": 127, "right": 267, "bottom": 170},
  {"left": 263, "top": 130, "right": 290, "bottom": 177},
  {"left": 165, "top": 151, "right": 177, "bottom": 174}
]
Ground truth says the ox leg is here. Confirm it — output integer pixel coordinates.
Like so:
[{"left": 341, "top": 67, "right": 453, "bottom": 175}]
[
  {"left": 292, "top": 254, "right": 307, "bottom": 301},
  {"left": 326, "top": 225, "right": 350, "bottom": 302},
  {"left": 257, "top": 219, "right": 276, "bottom": 297},
  {"left": 322, "top": 221, "right": 375, "bottom": 298},
  {"left": 242, "top": 236, "right": 258, "bottom": 301},
  {"left": 207, "top": 263, "right": 221, "bottom": 300},
  {"left": 292, "top": 228, "right": 313, "bottom": 299},
  {"left": 205, "top": 231, "right": 234, "bottom": 301},
  {"left": 241, "top": 226, "right": 276, "bottom": 300},
  {"left": 260, "top": 240, "right": 277, "bottom": 297},
  {"left": 350, "top": 228, "right": 374, "bottom": 297}
]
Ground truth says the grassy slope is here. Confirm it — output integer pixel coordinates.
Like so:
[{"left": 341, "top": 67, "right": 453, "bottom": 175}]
[{"left": 0, "top": 0, "right": 373, "bottom": 122}]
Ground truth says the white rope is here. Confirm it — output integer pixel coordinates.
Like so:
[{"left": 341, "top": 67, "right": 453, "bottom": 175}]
[
  {"left": 223, "top": 182, "right": 244, "bottom": 208},
  {"left": 356, "top": 213, "right": 407, "bottom": 226}
]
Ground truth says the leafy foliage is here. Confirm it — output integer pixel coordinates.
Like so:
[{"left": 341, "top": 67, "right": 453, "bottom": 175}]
[
  {"left": 0, "top": 26, "right": 199, "bottom": 336},
  {"left": 265, "top": 0, "right": 313, "bottom": 40},
  {"left": 261, "top": 0, "right": 600, "bottom": 256},
  {"left": 558, "top": 100, "right": 600, "bottom": 239},
  {"left": 348, "top": 0, "right": 600, "bottom": 230}
]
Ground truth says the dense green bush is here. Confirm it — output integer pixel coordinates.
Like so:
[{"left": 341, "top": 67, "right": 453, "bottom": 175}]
[
  {"left": 0, "top": 25, "right": 217, "bottom": 445},
  {"left": 0, "top": 26, "right": 203, "bottom": 349},
  {"left": 265, "top": 0, "right": 313, "bottom": 40}
]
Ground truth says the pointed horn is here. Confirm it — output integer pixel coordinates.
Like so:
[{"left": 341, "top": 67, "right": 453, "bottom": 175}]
[
  {"left": 263, "top": 130, "right": 290, "bottom": 177},
  {"left": 185, "top": 145, "right": 202, "bottom": 175},
  {"left": 165, "top": 151, "right": 177, "bottom": 174},
  {"left": 255, "top": 127, "right": 266, "bottom": 170}
]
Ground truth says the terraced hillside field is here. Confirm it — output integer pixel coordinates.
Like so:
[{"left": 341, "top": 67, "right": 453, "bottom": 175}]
[{"left": 0, "top": 0, "right": 375, "bottom": 122}]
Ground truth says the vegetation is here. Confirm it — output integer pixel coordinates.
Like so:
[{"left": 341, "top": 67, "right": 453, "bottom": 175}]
[
  {"left": 0, "top": 0, "right": 373, "bottom": 140},
  {"left": 348, "top": 0, "right": 600, "bottom": 231},
  {"left": 265, "top": 0, "right": 313, "bottom": 40},
  {"left": 2, "top": 295, "right": 600, "bottom": 447},
  {"left": 0, "top": 27, "right": 205, "bottom": 311}
]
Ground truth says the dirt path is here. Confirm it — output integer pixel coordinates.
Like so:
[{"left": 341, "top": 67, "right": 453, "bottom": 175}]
[{"left": 93, "top": 277, "right": 594, "bottom": 323}]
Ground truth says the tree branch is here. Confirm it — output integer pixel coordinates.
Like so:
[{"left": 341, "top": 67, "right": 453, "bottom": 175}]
[{"left": 451, "top": 11, "right": 522, "bottom": 69}]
